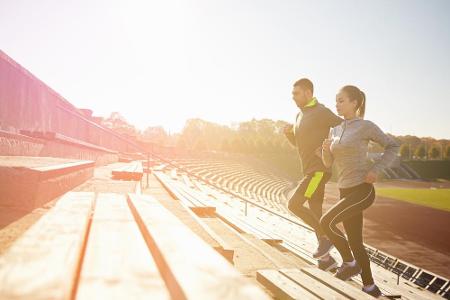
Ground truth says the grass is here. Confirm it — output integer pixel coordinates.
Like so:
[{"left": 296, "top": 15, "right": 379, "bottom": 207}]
[{"left": 375, "top": 188, "right": 450, "bottom": 212}]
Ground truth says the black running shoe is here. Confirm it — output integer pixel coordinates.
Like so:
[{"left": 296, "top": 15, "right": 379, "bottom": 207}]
[
  {"left": 362, "top": 285, "right": 382, "bottom": 298},
  {"left": 313, "top": 237, "right": 334, "bottom": 259},
  {"left": 318, "top": 256, "right": 338, "bottom": 272},
  {"left": 335, "top": 263, "right": 362, "bottom": 281}
]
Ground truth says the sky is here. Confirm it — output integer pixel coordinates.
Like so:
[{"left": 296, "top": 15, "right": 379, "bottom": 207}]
[{"left": 1, "top": 0, "right": 449, "bottom": 138}]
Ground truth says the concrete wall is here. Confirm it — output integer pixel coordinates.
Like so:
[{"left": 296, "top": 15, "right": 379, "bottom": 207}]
[
  {"left": 404, "top": 160, "right": 450, "bottom": 180},
  {"left": 0, "top": 50, "right": 140, "bottom": 153}
]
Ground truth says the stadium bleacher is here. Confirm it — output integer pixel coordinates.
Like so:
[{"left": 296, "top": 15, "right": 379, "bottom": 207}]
[{"left": 151, "top": 156, "right": 449, "bottom": 299}]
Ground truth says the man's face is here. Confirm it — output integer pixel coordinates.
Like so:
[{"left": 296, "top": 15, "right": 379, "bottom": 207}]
[{"left": 292, "top": 85, "right": 310, "bottom": 108}]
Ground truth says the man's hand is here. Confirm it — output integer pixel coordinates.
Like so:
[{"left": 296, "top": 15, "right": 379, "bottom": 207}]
[
  {"left": 283, "top": 124, "right": 293, "bottom": 135},
  {"left": 365, "top": 171, "right": 378, "bottom": 183}
]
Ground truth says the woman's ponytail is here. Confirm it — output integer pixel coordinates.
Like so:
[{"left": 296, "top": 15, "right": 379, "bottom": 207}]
[{"left": 357, "top": 90, "right": 366, "bottom": 118}]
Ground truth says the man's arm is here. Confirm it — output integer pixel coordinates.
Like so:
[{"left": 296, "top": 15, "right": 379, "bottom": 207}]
[
  {"left": 324, "top": 107, "right": 343, "bottom": 127},
  {"left": 283, "top": 124, "right": 296, "bottom": 147}
]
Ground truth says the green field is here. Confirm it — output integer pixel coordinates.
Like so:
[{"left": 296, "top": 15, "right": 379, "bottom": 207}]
[{"left": 375, "top": 188, "right": 450, "bottom": 212}]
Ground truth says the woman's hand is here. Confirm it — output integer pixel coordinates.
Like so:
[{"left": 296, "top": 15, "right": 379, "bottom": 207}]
[
  {"left": 365, "top": 171, "right": 378, "bottom": 183},
  {"left": 314, "top": 147, "right": 322, "bottom": 158},
  {"left": 321, "top": 138, "right": 334, "bottom": 168},
  {"left": 322, "top": 138, "right": 332, "bottom": 153}
]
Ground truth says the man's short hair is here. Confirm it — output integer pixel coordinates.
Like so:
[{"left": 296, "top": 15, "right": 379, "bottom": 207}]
[{"left": 293, "top": 78, "right": 314, "bottom": 93}]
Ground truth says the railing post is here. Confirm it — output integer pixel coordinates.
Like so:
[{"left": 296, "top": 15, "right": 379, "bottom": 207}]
[
  {"left": 244, "top": 200, "right": 248, "bottom": 216},
  {"left": 146, "top": 152, "right": 150, "bottom": 188}
]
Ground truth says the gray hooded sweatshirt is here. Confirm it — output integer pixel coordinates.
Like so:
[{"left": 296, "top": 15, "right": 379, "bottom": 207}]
[{"left": 323, "top": 117, "right": 400, "bottom": 188}]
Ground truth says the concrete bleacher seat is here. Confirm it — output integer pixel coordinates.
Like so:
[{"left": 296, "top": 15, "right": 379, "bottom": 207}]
[
  {"left": 128, "top": 193, "right": 269, "bottom": 299},
  {"left": 0, "top": 191, "right": 270, "bottom": 299},
  {"left": 0, "top": 192, "right": 96, "bottom": 299},
  {"left": 0, "top": 156, "right": 95, "bottom": 211},
  {"left": 258, "top": 267, "right": 378, "bottom": 299},
  {"left": 112, "top": 160, "right": 143, "bottom": 180},
  {"left": 185, "top": 162, "right": 288, "bottom": 212},
  {"left": 155, "top": 172, "right": 216, "bottom": 217},
  {"left": 172, "top": 157, "right": 288, "bottom": 206}
]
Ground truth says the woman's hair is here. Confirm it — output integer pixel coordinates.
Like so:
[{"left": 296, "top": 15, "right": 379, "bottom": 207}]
[{"left": 341, "top": 85, "right": 366, "bottom": 118}]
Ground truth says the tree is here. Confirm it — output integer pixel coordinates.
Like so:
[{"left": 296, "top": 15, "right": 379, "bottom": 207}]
[
  {"left": 399, "top": 144, "right": 410, "bottom": 160},
  {"left": 254, "top": 137, "right": 266, "bottom": 154},
  {"left": 103, "top": 112, "right": 138, "bottom": 138},
  {"left": 143, "top": 126, "right": 169, "bottom": 144},
  {"left": 246, "top": 139, "right": 257, "bottom": 153},
  {"left": 414, "top": 145, "right": 426, "bottom": 160},
  {"left": 271, "top": 140, "right": 282, "bottom": 153},
  {"left": 264, "top": 140, "right": 276, "bottom": 154},
  {"left": 176, "top": 137, "right": 188, "bottom": 151},
  {"left": 429, "top": 146, "right": 440, "bottom": 160},
  {"left": 221, "top": 139, "right": 230, "bottom": 152},
  {"left": 239, "top": 138, "right": 250, "bottom": 154},
  {"left": 180, "top": 118, "right": 234, "bottom": 151},
  {"left": 194, "top": 139, "right": 208, "bottom": 152},
  {"left": 231, "top": 138, "right": 243, "bottom": 153}
]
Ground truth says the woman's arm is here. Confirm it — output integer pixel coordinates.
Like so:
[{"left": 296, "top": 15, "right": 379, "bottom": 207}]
[{"left": 367, "top": 121, "right": 400, "bottom": 174}]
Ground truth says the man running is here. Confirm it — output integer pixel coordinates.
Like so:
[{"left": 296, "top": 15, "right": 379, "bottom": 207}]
[{"left": 284, "top": 78, "right": 342, "bottom": 271}]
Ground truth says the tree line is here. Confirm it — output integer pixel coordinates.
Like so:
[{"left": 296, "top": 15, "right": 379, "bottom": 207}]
[{"left": 100, "top": 112, "right": 450, "bottom": 161}]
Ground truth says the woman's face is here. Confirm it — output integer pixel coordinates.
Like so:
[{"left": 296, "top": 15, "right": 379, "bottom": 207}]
[{"left": 336, "top": 90, "right": 357, "bottom": 117}]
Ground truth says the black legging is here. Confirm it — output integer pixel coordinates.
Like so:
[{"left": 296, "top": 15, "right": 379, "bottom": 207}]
[
  {"left": 288, "top": 172, "right": 331, "bottom": 239},
  {"left": 320, "top": 182, "right": 375, "bottom": 285}
]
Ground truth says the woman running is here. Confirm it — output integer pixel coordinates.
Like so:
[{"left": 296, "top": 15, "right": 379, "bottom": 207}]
[{"left": 320, "top": 85, "right": 399, "bottom": 298}]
